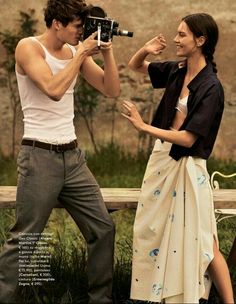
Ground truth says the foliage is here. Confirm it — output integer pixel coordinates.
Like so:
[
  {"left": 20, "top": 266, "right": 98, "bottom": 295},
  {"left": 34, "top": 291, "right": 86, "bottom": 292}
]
[
  {"left": 17, "top": 11, "right": 38, "bottom": 38},
  {"left": 207, "top": 158, "right": 236, "bottom": 188},
  {"left": 0, "top": 209, "right": 15, "bottom": 247},
  {"left": 0, "top": 9, "right": 37, "bottom": 73},
  {"left": 0, "top": 9, "right": 38, "bottom": 158},
  {"left": 85, "top": 143, "right": 148, "bottom": 187},
  {"left": 104, "top": 98, "right": 119, "bottom": 146},
  {"left": 0, "top": 146, "right": 235, "bottom": 188},
  {"left": 0, "top": 154, "right": 17, "bottom": 186}
]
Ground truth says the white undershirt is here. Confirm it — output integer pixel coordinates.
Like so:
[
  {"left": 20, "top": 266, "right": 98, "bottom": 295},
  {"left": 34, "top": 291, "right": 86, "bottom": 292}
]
[
  {"left": 175, "top": 95, "right": 188, "bottom": 116},
  {"left": 16, "top": 37, "right": 78, "bottom": 144}
]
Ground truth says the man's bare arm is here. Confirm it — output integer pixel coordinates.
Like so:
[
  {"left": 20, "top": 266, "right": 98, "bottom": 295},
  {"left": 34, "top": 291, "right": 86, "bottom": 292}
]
[{"left": 15, "top": 34, "right": 98, "bottom": 101}]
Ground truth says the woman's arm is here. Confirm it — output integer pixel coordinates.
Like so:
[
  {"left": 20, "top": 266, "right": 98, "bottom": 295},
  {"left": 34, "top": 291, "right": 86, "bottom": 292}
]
[
  {"left": 122, "top": 100, "right": 198, "bottom": 147},
  {"left": 128, "top": 34, "right": 167, "bottom": 74}
]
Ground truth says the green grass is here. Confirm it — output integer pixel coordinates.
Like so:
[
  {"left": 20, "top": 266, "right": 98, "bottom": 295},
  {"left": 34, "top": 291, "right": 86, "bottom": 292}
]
[
  {"left": 85, "top": 143, "right": 148, "bottom": 187},
  {"left": 207, "top": 158, "right": 236, "bottom": 189},
  {"left": 0, "top": 145, "right": 235, "bottom": 303},
  {"left": 0, "top": 154, "right": 17, "bottom": 185}
]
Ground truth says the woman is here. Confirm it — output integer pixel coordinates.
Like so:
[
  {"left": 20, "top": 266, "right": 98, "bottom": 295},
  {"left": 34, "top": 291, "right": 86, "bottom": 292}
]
[{"left": 122, "top": 13, "right": 234, "bottom": 304}]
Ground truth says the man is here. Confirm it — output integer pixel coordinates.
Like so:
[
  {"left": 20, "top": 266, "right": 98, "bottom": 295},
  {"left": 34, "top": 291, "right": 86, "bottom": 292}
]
[{"left": 0, "top": 0, "right": 120, "bottom": 303}]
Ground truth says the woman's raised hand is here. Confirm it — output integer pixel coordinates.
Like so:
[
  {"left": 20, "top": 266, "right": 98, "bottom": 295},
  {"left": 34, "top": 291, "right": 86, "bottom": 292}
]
[{"left": 144, "top": 34, "right": 167, "bottom": 55}]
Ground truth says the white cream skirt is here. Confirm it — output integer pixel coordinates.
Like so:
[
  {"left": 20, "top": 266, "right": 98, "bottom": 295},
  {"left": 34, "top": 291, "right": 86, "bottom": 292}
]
[{"left": 131, "top": 139, "right": 218, "bottom": 303}]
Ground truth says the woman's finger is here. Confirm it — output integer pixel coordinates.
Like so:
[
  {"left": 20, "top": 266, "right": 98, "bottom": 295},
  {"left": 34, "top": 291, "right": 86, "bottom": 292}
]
[
  {"left": 121, "top": 113, "right": 131, "bottom": 119},
  {"left": 123, "top": 104, "right": 131, "bottom": 111},
  {"left": 123, "top": 100, "right": 134, "bottom": 107}
]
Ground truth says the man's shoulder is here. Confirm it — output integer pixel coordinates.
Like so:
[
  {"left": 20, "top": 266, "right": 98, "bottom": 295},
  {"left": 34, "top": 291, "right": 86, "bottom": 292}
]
[
  {"left": 15, "top": 37, "right": 45, "bottom": 59},
  {"left": 16, "top": 37, "right": 33, "bottom": 56},
  {"left": 16, "top": 37, "right": 34, "bottom": 48}
]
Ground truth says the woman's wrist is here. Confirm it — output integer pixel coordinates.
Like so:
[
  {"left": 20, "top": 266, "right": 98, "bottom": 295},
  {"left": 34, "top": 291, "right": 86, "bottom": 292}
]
[
  {"left": 139, "top": 122, "right": 148, "bottom": 132},
  {"left": 140, "top": 45, "right": 150, "bottom": 57}
]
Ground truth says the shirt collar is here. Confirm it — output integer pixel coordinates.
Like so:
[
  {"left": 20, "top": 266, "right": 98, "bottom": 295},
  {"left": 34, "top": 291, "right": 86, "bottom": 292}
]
[
  {"left": 172, "top": 60, "right": 187, "bottom": 74},
  {"left": 173, "top": 60, "right": 215, "bottom": 92},
  {"left": 187, "top": 62, "right": 215, "bottom": 92}
]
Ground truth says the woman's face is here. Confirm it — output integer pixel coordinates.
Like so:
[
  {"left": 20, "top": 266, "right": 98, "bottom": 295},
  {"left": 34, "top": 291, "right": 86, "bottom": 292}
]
[{"left": 173, "top": 21, "right": 200, "bottom": 58}]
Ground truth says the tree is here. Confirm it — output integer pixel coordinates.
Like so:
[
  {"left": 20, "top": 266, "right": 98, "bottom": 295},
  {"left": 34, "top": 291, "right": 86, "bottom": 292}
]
[
  {"left": 104, "top": 98, "right": 119, "bottom": 146},
  {"left": 74, "top": 59, "right": 103, "bottom": 154},
  {"left": 0, "top": 9, "right": 38, "bottom": 158}
]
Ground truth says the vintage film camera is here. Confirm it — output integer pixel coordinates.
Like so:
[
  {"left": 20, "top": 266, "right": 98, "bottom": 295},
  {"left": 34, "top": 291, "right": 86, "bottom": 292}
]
[{"left": 83, "top": 6, "right": 133, "bottom": 42}]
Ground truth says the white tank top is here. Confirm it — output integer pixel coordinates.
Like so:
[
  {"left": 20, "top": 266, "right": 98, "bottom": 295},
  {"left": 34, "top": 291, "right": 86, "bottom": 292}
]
[
  {"left": 175, "top": 95, "right": 188, "bottom": 115},
  {"left": 16, "top": 37, "right": 78, "bottom": 144}
]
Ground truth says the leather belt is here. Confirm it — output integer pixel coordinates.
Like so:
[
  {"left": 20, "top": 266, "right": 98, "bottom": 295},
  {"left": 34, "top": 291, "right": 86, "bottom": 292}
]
[{"left": 21, "top": 139, "right": 77, "bottom": 153}]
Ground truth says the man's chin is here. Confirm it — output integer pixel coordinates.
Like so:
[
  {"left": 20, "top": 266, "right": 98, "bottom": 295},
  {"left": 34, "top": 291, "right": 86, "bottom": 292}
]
[
  {"left": 70, "top": 38, "right": 82, "bottom": 46},
  {"left": 71, "top": 41, "right": 78, "bottom": 46}
]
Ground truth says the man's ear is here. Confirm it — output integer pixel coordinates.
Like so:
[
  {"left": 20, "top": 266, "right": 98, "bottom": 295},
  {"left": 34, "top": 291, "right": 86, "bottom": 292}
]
[
  {"left": 196, "top": 36, "right": 206, "bottom": 47},
  {"left": 52, "top": 19, "right": 62, "bottom": 30}
]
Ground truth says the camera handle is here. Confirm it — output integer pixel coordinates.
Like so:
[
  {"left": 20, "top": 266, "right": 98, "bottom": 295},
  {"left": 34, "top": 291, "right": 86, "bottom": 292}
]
[{"left": 97, "top": 23, "right": 101, "bottom": 49}]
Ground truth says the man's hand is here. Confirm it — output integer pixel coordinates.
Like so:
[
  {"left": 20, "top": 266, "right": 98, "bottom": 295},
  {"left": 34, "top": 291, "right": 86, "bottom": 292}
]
[
  {"left": 80, "top": 32, "right": 100, "bottom": 56},
  {"left": 144, "top": 34, "right": 167, "bottom": 55},
  {"left": 100, "top": 40, "right": 113, "bottom": 53},
  {"left": 80, "top": 32, "right": 113, "bottom": 57}
]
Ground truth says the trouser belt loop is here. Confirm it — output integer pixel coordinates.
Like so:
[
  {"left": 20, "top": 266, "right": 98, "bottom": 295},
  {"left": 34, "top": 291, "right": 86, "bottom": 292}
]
[{"left": 32, "top": 140, "right": 36, "bottom": 149}]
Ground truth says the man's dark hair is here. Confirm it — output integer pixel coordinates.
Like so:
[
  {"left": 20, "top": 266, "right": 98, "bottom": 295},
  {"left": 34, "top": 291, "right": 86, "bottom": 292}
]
[
  {"left": 44, "top": 0, "right": 91, "bottom": 28},
  {"left": 182, "top": 13, "right": 219, "bottom": 73}
]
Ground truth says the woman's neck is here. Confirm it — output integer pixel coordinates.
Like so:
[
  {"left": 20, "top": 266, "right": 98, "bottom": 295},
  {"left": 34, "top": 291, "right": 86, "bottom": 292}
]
[{"left": 186, "top": 54, "right": 207, "bottom": 80}]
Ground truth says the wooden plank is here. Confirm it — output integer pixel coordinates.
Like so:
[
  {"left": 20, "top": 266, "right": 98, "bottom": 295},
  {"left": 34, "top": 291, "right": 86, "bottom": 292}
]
[
  {"left": 213, "top": 189, "right": 236, "bottom": 209},
  {"left": 0, "top": 186, "right": 236, "bottom": 210},
  {"left": 101, "top": 188, "right": 140, "bottom": 210},
  {"left": 0, "top": 186, "right": 16, "bottom": 208}
]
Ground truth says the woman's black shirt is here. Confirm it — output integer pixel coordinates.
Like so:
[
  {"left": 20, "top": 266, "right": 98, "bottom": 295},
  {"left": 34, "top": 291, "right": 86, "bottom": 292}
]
[{"left": 148, "top": 61, "right": 224, "bottom": 161}]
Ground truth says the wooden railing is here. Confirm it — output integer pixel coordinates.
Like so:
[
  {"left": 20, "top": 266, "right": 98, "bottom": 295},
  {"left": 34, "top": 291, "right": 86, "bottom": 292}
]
[
  {"left": 0, "top": 186, "right": 236, "bottom": 211},
  {"left": 0, "top": 186, "right": 235, "bottom": 266}
]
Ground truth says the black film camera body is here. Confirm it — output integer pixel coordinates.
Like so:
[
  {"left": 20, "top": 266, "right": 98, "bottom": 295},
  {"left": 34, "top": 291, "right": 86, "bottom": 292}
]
[{"left": 83, "top": 7, "right": 133, "bottom": 42}]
